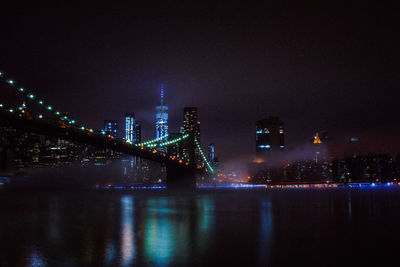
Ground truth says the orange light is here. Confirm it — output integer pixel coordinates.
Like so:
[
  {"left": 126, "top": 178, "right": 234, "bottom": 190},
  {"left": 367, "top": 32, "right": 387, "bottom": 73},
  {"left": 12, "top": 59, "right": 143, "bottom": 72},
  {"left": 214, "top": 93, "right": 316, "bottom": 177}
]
[{"left": 313, "top": 132, "right": 323, "bottom": 144}]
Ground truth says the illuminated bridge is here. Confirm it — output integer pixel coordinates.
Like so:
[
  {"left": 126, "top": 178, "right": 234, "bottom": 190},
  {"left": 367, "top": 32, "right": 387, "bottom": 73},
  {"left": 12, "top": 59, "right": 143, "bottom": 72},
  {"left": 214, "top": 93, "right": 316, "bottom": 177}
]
[{"left": 0, "top": 70, "right": 214, "bottom": 189}]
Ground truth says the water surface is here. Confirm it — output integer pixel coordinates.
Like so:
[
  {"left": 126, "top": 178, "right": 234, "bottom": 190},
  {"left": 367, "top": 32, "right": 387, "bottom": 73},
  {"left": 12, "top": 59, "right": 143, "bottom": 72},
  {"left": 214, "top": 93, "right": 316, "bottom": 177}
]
[{"left": 1, "top": 188, "right": 399, "bottom": 266}]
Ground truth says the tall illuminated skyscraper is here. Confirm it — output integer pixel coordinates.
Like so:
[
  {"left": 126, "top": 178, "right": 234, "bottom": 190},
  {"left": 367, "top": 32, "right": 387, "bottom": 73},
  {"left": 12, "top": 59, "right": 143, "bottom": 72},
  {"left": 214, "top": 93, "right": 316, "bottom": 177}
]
[
  {"left": 125, "top": 113, "right": 141, "bottom": 144},
  {"left": 183, "top": 107, "right": 202, "bottom": 166},
  {"left": 125, "top": 113, "right": 135, "bottom": 143},
  {"left": 183, "top": 107, "right": 200, "bottom": 140},
  {"left": 155, "top": 85, "right": 168, "bottom": 140}
]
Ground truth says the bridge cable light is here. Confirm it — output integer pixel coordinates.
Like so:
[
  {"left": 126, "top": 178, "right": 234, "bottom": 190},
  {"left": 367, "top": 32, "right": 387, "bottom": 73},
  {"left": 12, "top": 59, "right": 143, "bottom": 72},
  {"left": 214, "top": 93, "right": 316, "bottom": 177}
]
[
  {"left": 1, "top": 70, "right": 81, "bottom": 127},
  {"left": 194, "top": 138, "right": 214, "bottom": 173}
]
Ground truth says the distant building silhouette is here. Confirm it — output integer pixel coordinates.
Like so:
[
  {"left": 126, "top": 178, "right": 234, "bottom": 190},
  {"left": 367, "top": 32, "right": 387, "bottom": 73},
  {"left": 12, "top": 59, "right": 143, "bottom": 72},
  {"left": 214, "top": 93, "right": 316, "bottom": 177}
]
[
  {"left": 255, "top": 116, "right": 284, "bottom": 157},
  {"left": 208, "top": 144, "right": 215, "bottom": 164},
  {"left": 134, "top": 122, "right": 141, "bottom": 144}
]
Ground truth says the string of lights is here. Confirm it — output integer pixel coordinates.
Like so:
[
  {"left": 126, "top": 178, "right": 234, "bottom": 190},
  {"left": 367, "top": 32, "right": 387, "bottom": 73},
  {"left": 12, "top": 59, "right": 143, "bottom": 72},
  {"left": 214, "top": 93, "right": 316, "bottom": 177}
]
[
  {"left": 134, "top": 134, "right": 169, "bottom": 147},
  {"left": 0, "top": 70, "right": 96, "bottom": 133},
  {"left": 194, "top": 138, "right": 214, "bottom": 173},
  {"left": 146, "top": 134, "right": 189, "bottom": 148},
  {"left": 1, "top": 70, "right": 207, "bottom": 170},
  {"left": 0, "top": 71, "right": 76, "bottom": 123}
]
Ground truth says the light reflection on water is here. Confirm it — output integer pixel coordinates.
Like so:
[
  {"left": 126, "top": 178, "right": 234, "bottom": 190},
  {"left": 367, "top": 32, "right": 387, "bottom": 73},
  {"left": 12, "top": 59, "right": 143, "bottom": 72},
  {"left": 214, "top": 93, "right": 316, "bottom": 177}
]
[
  {"left": 258, "top": 198, "right": 272, "bottom": 264},
  {"left": 144, "top": 198, "right": 177, "bottom": 265},
  {"left": 121, "top": 196, "right": 135, "bottom": 266},
  {"left": 1, "top": 188, "right": 400, "bottom": 266}
]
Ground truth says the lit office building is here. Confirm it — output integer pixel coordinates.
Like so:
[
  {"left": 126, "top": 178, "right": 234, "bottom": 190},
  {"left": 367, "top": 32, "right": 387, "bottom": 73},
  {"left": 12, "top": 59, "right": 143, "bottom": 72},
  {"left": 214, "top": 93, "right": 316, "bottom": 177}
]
[
  {"left": 104, "top": 120, "right": 119, "bottom": 137},
  {"left": 183, "top": 107, "right": 200, "bottom": 140},
  {"left": 255, "top": 116, "right": 284, "bottom": 156},
  {"left": 125, "top": 113, "right": 135, "bottom": 143},
  {"left": 155, "top": 86, "right": 168, "bottom": 140},
  {"left": 183, "top": 107, "right": 202, "bottom": 166},
  {"left": 125, "top": 113, "right": 141, "bottom": 144}
]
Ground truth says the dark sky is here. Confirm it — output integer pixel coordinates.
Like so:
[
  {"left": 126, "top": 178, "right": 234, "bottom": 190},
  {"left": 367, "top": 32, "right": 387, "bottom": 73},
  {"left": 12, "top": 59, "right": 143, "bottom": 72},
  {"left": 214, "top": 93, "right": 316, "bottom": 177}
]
[{"left": 1, "top": 2, "right": 399, "bottom": 164}]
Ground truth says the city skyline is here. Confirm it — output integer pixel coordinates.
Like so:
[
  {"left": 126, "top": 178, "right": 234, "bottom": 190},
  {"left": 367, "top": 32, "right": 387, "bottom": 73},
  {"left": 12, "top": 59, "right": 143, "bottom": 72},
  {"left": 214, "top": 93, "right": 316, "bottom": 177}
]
[
  {"left": 1, "top": 2, "right": 399, "bottom": 163},
  {"left": 1, "top": 3, "right": 400, "bottom": 266}
]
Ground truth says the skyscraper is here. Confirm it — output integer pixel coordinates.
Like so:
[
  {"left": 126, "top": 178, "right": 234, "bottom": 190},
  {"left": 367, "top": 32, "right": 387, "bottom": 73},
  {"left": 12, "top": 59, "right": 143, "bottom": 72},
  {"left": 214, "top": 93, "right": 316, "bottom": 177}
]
[
  {"left": 104, "top": 120, "right": 118, "bottom": 137},
  {"left": 208, "top": 144, "right": 215, "bottom": 164},
  {"left": 125, "top": 113, "right": 141, "bottom": 144},
  {"left": 255, "top": 116, "right": 284, "bottom": 156},
  {"left": 183, "top": 107, "right": 200, "bottom": 140},
  {"left": 125, "top": 113, "right": 135, "bottom": 143},
  {"left": 134, "top": 122, "right": 141, "bottom": 144},
  {"left": 183, "top": 107, "right": 202, "bottom": 166},
  {"left": 155, "top": 85, "right": 168, "bottom": 140}
]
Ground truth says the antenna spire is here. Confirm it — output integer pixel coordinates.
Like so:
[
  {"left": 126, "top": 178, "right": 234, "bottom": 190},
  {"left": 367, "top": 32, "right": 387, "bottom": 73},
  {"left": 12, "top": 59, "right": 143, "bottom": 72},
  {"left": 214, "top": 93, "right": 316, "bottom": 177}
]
[{"left": 160, "top": 84, "right": 164, "bottom": 105}]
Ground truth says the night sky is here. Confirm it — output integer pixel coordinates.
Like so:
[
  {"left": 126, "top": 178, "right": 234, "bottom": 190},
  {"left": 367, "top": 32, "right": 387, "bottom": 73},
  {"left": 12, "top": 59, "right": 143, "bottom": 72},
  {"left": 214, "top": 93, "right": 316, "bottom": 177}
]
[{"left": 1, "top": 2, "right": 399, "bottom": 166}]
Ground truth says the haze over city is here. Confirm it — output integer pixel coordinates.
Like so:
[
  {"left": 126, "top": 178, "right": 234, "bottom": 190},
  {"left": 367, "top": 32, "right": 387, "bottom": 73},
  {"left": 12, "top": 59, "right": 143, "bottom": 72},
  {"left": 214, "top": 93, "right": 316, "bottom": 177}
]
[
  {"left": 1, "top": 2, "right": 399, "bottom": 165},
  {"left": 1, "top": 2, "right": 400, "bottom": 266}
]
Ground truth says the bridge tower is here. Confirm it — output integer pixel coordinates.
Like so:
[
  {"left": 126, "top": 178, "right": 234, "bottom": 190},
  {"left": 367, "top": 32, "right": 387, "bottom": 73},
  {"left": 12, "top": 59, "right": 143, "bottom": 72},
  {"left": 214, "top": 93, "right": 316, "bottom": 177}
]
[{"left": 165, "top": 134, "right": 197, "bottom": 190}]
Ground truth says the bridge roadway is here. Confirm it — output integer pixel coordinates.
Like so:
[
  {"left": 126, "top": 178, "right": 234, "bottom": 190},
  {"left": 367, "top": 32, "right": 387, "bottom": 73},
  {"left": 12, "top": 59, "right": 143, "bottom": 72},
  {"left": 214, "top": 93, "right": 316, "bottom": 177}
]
[{"left": 0, "top": 110, "right": 198, "bottom": 189}]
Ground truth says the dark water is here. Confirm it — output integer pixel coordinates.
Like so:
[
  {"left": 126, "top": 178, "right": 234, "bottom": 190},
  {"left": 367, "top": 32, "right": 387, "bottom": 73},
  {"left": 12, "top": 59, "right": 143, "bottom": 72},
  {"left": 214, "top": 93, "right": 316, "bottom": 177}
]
[{"left": 1, "top": 187, "right": 400, "bottom": 266}]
